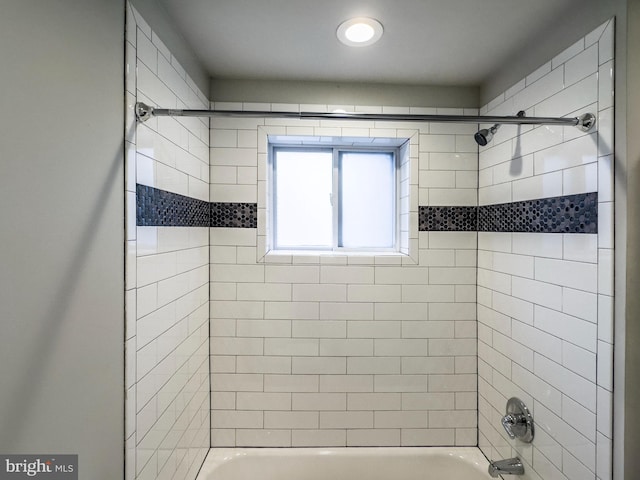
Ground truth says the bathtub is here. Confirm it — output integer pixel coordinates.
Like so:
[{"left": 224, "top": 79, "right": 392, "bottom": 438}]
[{"left": 195, "top": 447, "right": 494, "bottom": 480}]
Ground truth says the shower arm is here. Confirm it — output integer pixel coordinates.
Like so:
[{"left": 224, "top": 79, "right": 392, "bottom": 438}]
[{"left": 135, "top": 102, "right": 596, "bottom": 131}]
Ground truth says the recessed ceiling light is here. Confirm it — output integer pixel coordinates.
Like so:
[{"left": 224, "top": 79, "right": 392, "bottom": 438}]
[{"left": 337, "top": 17, "right": 383, "bottom": 47}]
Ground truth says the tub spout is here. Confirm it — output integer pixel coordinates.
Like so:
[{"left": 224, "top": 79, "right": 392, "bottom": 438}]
[{"left": 488, "top": 458, "right": 524, "bottom": 477}]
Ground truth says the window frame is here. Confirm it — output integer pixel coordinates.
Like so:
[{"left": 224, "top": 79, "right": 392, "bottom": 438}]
[{"left": 269, "top": 143, "right": 400, "bottom": 253}]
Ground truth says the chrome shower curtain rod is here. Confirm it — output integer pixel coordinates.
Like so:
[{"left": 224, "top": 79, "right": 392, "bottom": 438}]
[{"left": 135, "top": 102, "right": 596, "bottom": 130}]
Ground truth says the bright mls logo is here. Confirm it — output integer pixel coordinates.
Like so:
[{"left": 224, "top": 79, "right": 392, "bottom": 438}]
[{"left": 0, "top": 455, "right": 77, "bottom": 479}]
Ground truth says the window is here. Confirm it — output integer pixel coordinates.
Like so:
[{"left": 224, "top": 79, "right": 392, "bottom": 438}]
[{"left": 270, "top": 144, "right": 398, "bottom": 251}]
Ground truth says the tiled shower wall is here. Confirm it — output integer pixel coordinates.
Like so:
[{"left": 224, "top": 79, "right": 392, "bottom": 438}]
[
  {"left": 125, "top": 4, "right": 210, "bottom": 480},
  {"left": 476, "top": 20, "right": 614, "bottom": 480},
  {"left": 209, "top": 107, "right": 480, "bottom": 447}
]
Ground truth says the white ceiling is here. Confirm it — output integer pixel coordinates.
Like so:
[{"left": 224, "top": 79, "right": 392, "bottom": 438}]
[{"left": 158, "top": 0, "right": 582, "bottom": 86}]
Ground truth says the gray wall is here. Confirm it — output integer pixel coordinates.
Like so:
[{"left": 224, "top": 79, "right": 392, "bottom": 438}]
[
  {"left": 0, "top": 1, "right": 125, "bottom": 478},
  {"left": 623, "top": 1, "right": 640, "bottom": 478}
]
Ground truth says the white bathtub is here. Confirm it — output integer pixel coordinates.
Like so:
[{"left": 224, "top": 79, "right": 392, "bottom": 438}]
[{"left": 196, "top": 447, "right": 494, "bottom": 480}]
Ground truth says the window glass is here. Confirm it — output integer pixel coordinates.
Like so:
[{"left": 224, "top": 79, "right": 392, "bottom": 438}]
[
  {"left": 272, "top": 146, "right": 397, "bottom": 251},
  {"left": 274, "top": 149, "right": 333, "bottom": 249},
  {"left": 339, "top": 151, "right": 395, "bottom": 248}
]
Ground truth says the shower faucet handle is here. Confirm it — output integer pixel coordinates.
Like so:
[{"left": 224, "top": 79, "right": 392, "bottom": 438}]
[
  {"left": 501, "top": 397, "right": 534, "bottom": 443},
  {"left": 501, "top": 413, "right": 525, "bottom": 439}
]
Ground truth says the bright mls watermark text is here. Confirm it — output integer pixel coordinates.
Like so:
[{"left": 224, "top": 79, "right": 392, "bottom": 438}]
[{"left": 0, "top": 456, "right": 77, "bottom": 479}]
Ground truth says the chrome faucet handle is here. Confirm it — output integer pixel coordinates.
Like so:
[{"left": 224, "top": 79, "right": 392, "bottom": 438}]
[
  {"left": 501, "top": 413, "right": 520, "bottom": 439},
  {"left": 501, "top": 398, "right": 534, "bottom": 443}
]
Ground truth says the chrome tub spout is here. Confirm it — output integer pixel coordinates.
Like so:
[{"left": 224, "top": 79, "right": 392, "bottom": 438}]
[{"left": 488, "top": 458, "right": 524, "bottom": 477}]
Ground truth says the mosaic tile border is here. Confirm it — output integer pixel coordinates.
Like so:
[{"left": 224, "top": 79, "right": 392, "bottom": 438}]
[
  {"left": 419, "top": 206, "right": 477, "bottom": 232},
  {"left": 477, "top": 192, "right": 598, "bottom": 233},
  {"left": 136, "top": 185, "right": 259, "bottom": 228},
  {"left": 419, "top": 192, "right": 598, "bottom": 234},
  {"left": 137, "top": 185, "right": 597, "bottom": 234},
  {"left": 211, "top": 202, "right": 258, "bottom": 228},
  {"left": 136, "top": 184, "right": 210, "bottom": 227}
]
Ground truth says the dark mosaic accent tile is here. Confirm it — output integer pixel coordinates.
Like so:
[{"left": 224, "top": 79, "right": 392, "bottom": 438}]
[
  {"left": 136, "top": 184, "right": 210, "bottom": 227},
  {"left": 418, "top": 193, "right": 597, "bottom": 234},
  {"left": 477, "top": 192, "right": 598, "bottom": 233},
  {"left": 419, "top": 206, "right": 477, "bottom": 231},
  {"left": 211, "top": 202, "right": 258, "bottom": 228}
]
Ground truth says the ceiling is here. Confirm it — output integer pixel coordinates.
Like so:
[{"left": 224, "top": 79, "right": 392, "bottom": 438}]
[{"left": 158, "top": 0, "right": 583, "bottom": 86}]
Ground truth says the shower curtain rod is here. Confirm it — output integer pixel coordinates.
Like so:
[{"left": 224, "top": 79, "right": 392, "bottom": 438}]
[{"left": 134, "top": 102, "right": 596, "bottom": 130}]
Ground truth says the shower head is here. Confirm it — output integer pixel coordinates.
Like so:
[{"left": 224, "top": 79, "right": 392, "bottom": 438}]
[{"left": 474, "top": 124, "right": 500, "bottom": 146}]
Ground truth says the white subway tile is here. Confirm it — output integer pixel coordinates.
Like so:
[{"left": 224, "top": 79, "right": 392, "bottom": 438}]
[
  {"left": 562, "top": 394, "right": 596, "bottom": 442},
  {"left": 320, "top": 339, "right": 373, "bottom": 356},
  {"left": 292, "top": 393, "right": 346, "bottom": 411},
  {"left": 597, "top": 294, "right": 614, "bottom": 343},
  {"left": 597, "top": 107, "right": 614, "bottom": 156},
  {"left": 293, "top": 357, "right": 346, "bottom": 374},
  {"left": 265, "top": 411, "right": 318, "bottom": 429},
  {"left": 533, "top": 133, "right": 597, "bottom": 175},
  {"left": 562, "top": 341, "right": 596, "bottom": 382},
  {"left": 511, "top": 233, "right": 562, "bottom": 258},
  {"left": 292, "top": 284, "right": 347, "bottom": 302},
  {"left": 236, "top": 430, "right": 290, "bottom": 447},
  {"left": 562, "top": 288, "right": 598, "bottom": 323},
  {"left": 522, "top": 69, "right": 567, "bottom": 112},
  {"left": 597, "top": 340, "right": 613, "bottom": 391},
  {"left": 264, "top": 338, "right": 319, "bottom": 356},
  {"left": 210, "top": 300, "right": 263, "bottom": 319},
  {"left": 401, "top": 285, "right": 454, "bottom": 303},
  {"left": 292, "top": 430, "right": 345, "bottom": 447},
  {"left": 375, "top": 375, "right": 427, "bottom": 392},
  {"left": 428, "top": 374, "right": 476, "bottom": 392},
  {"left": 526, "top": 62, "right": 552, "bottom": 86},
  {"left": 264, "top": 302, "right": 318, "bottom": 320},
  {"left": 320, "top": 375, "right": 373, "bottom": 392},
  {"left": 512, "top": 171, "right": 563, "bottom": 203},
  {"left": 320, "top": 302, "right": 373, "bottom": 320},
  {"left": 598, "top": 249, "right": 614, "bottom": 296},
  {"left": 265, "top": 265, "right": 319, "bottom": 283},
  {"left": 292, "top": 320, "right": 345, "bottom": 338},
  {"left": 534, "top": 355, "right": 596, "bottom": 412},
  {"left": 237, "top": 392, "right": 291, "bottom": 410},
  {"left": 320, "top": 266, "right": 374, "bottom": 284},
  {"left": 511, "top": 364, "right": 562, "bottom": 415},
  {"left": 512, "top": 277, "right": 562, "bottom": 310},
  {"left": 428, "top": 338, "right": 476, "bottom": 356},
  {"left": 565, "top": 44, "right": 598, "bottom": 85},
  {"left": 264, "top": 374, "right": 319, "bottom": 392},
  {"left": 211, "top": 374, "right": 263, "bottom": 392},
  {"left": 596, "top": 386, "right": 613, "bottom": 438},
  {"left": 478, "top": 183, "right": 512, "bottom": 205},
  {"left": 429, "top": 152, "right": 477, "bottom": 171},
  {"left": 237, "top": 356, "right": 291, "bottom": 374},
  {"left": 534, "top": 257, "right": 598, "bottom": 293},
  {"left": 512, "top": 321, "right": 562, "bottom": 363},
  {"left": 419, "top": 134, "right": 456, "bottom": 152},
  {"left": 346, "top": 393, "right": 400, "bottom": 410},
  {"left": 374, "top": 339, "right": 428, "bottom": 356},
  {"left": 347, "top": 429, "right": 400, "bottom": 446},
  {"left": 596, "top": 432, "right": 613, "bottom": 480},
  {"left": 563, "top": 163, "right": 598, "bottom": 196},
  {"left": 598, "top": 155, "right": 614, "bottom": 202},
  {"left": 236, "top": 319, "right": 290, "bottom": 338},
  {"left": 598, "top": 61, "right": 614, "bottom": 110},
  {"left": 599, "top": 20, "right": 614, "bottom": 64},
  {"left": 535, "top": 305, "right": 597, "bottom": 352},
  {"left": 401, "top": 428, "right": 455, "bottom": 446}
]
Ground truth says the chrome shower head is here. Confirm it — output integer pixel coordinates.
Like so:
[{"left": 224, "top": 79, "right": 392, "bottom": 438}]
[{"left": 474, "top": 124, "right": 500, "bottom": 146}]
